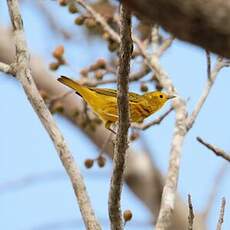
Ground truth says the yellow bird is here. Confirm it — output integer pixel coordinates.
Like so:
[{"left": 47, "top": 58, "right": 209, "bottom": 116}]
[{"left": 58, "top": 76, "right": 175, "bottom": 132}]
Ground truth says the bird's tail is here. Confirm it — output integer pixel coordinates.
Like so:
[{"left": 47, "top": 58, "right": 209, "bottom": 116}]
[{"left": 57, "top": 76, "right": 85, "bottom": 96}]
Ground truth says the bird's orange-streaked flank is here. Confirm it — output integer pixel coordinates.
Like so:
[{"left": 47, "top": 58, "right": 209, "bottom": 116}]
[{"left": 57, "top": 76, "right": 175, "bottom": 132}]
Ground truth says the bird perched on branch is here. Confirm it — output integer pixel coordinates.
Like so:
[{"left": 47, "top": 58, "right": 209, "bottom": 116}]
[{"left": 58, "top": 76, "right": 175, "bottom": 133}]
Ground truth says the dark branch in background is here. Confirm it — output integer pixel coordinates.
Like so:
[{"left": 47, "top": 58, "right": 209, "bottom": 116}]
[
  {"left": 216, "top": 197, "right": 226, "bottom": 230},
  {"left": 206, "top": 50, "right": 211, "bottom": 80},
  {"left": 124, "top": 0, "right": 230, "bottom": 58},
  {"left": 188, "top": 194, "right": 194, "bottom": 230},
  {"left": 0, "top": 170, "right": 111, "bottom": 194},
  {"left": 0, "top": 171, "right": 65, "bottom": 194},
  {"left": 5, "top": 0, "right": 101, "bottom": 229},
  {"left": 108, "top": 4, "right": 132, "bottom": 230},
  {"left": 197, "top": 137, "right": 230, "bottom": 162}
]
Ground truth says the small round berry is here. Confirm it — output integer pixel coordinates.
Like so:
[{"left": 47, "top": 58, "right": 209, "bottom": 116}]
[
  {"left": 123, "top": 209, "right": 133, "bottom": 222},
  {"left": 156, "top": 83, "right": 163, "bottom": 91},
  {"left": 140, "top": 83, "right": 148, "bottom": 92},
  {"left": 84, "top": 18, "right": 97, "bottom": 28},
  {"left": 129, "top": 132, "right": 139, "bottom": 141},
  {"left": 74, "top": 16, "right": 85, "bottom": 25},
  {"left": 53, "top": 45, "right": 64, "bottom": 59},
  {"left": 96, "top": 59, "right": 106, "bottom": 69},
  {"left": 97, "top": 155, "right": 106, "bottom": 168},
  {"left": 68, "top": 3, "right": 79, "bottom": 14},
  {"left": 84, "top": 159, "right": 94, "bottom": 169},
  {"left": 49, "top": 62, "right": 59, "bottom": 71},
  {"left": 59, "top": 0, "right": 68, "bottom": 6},
  {"left": 108, "top": 41, "right": 119, "bottom": 52}
]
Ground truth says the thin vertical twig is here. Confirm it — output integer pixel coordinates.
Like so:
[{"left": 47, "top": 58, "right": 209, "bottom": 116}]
[
  {"left": 216, "top": 197, "right": 226, "bottom": 230},
  {"left": 187, "top": 194, "right": 194, "bottom": 230},
  {"left": 186, "top": 58, "right": 226, "bottom": 129},
  {"left": 206, "top": 50, "right": 211, "bottom": 80},
  {"left": 6, "top": 0, "right": 101, "bottom": 229},
  {"left": 108, "top": 3, "right": 132, "bottom": 230}
]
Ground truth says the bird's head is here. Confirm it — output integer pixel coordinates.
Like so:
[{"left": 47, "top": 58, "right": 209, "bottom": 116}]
[{"left": 144, "top": 91, "right": 176, "bottom": 108}]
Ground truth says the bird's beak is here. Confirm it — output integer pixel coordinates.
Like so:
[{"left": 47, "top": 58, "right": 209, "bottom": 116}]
[{"left": 167, "top": 95, "right": 176, "bottom": 100}]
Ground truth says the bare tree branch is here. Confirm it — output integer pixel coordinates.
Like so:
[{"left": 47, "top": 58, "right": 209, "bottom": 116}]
[
  {"left": 206, "top": 50, "right": 211, "bottom": 80},
  {"left": 216, "top": 197, "right": 226, "bottom": 230},
  {"left": 5, "top": 0, "right": 101, "bottom": 229},
  {"left": 144, "top": 22, "right": 226, "bottom": 230},
  {"left": 108, "top": 4, "right": 132, "bottom": 230},
  {"left": 186, "top": 58, "right": 227, "bottom": 129},
  {"left": 83, "top": 66, "right": 150, "bottom": 87},
  {"left": 0, "top": 170, "right": 110, "bottom": 194},
  {"left": 84, "top": 35, "right": 174, "bottom": 87},
  {"left": 123, "top": 0, "right": 230, "bottom": 58},
  {"left": 149, "top": 48, "right": 188, "bottom": 230},
  {"left": 75, "top": 0, "right": 120, "bottom": 43},
  {"left": 188, "top": 194, "right": 194, "bottom": 230},
  {"left": 0, "top": 171, "right": 65, "bottom": 194},
  {"left": 0, "top": 61, "right": 16, "bottom": 75},
  {"left": 75, "top": 0, "right": 174, "bottom": 74},
  {"left": 197, "top": 137, "right": 230, "bottom": 162}
]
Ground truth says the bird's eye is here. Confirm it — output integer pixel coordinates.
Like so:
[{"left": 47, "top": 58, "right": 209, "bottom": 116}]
[{"left": 159, "top": 94, "right": 163, "bottom": 98}]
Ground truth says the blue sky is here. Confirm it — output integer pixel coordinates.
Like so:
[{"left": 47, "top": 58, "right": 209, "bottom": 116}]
[{"left": 0, "top": 1, "right": 230, "bottom": 229}]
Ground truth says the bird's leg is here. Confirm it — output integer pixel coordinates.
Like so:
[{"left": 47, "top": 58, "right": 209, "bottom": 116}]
[
  {"left": 105, "top": 121, "right": 116, "bottom": 134},
  {"left": 108, "top": 128, "right": 116, "bottom": 135}
]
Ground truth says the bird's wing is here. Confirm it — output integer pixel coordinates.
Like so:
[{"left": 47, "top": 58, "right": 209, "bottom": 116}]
[
  {"left": 88, "top": 87, "right": 141, "bottom": 102},
  {"left": 129, "top": 92, "right": 142, "bottom": 102},
  {"left": 88, "top": 87, "right": 117, "bottom": 97}
]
